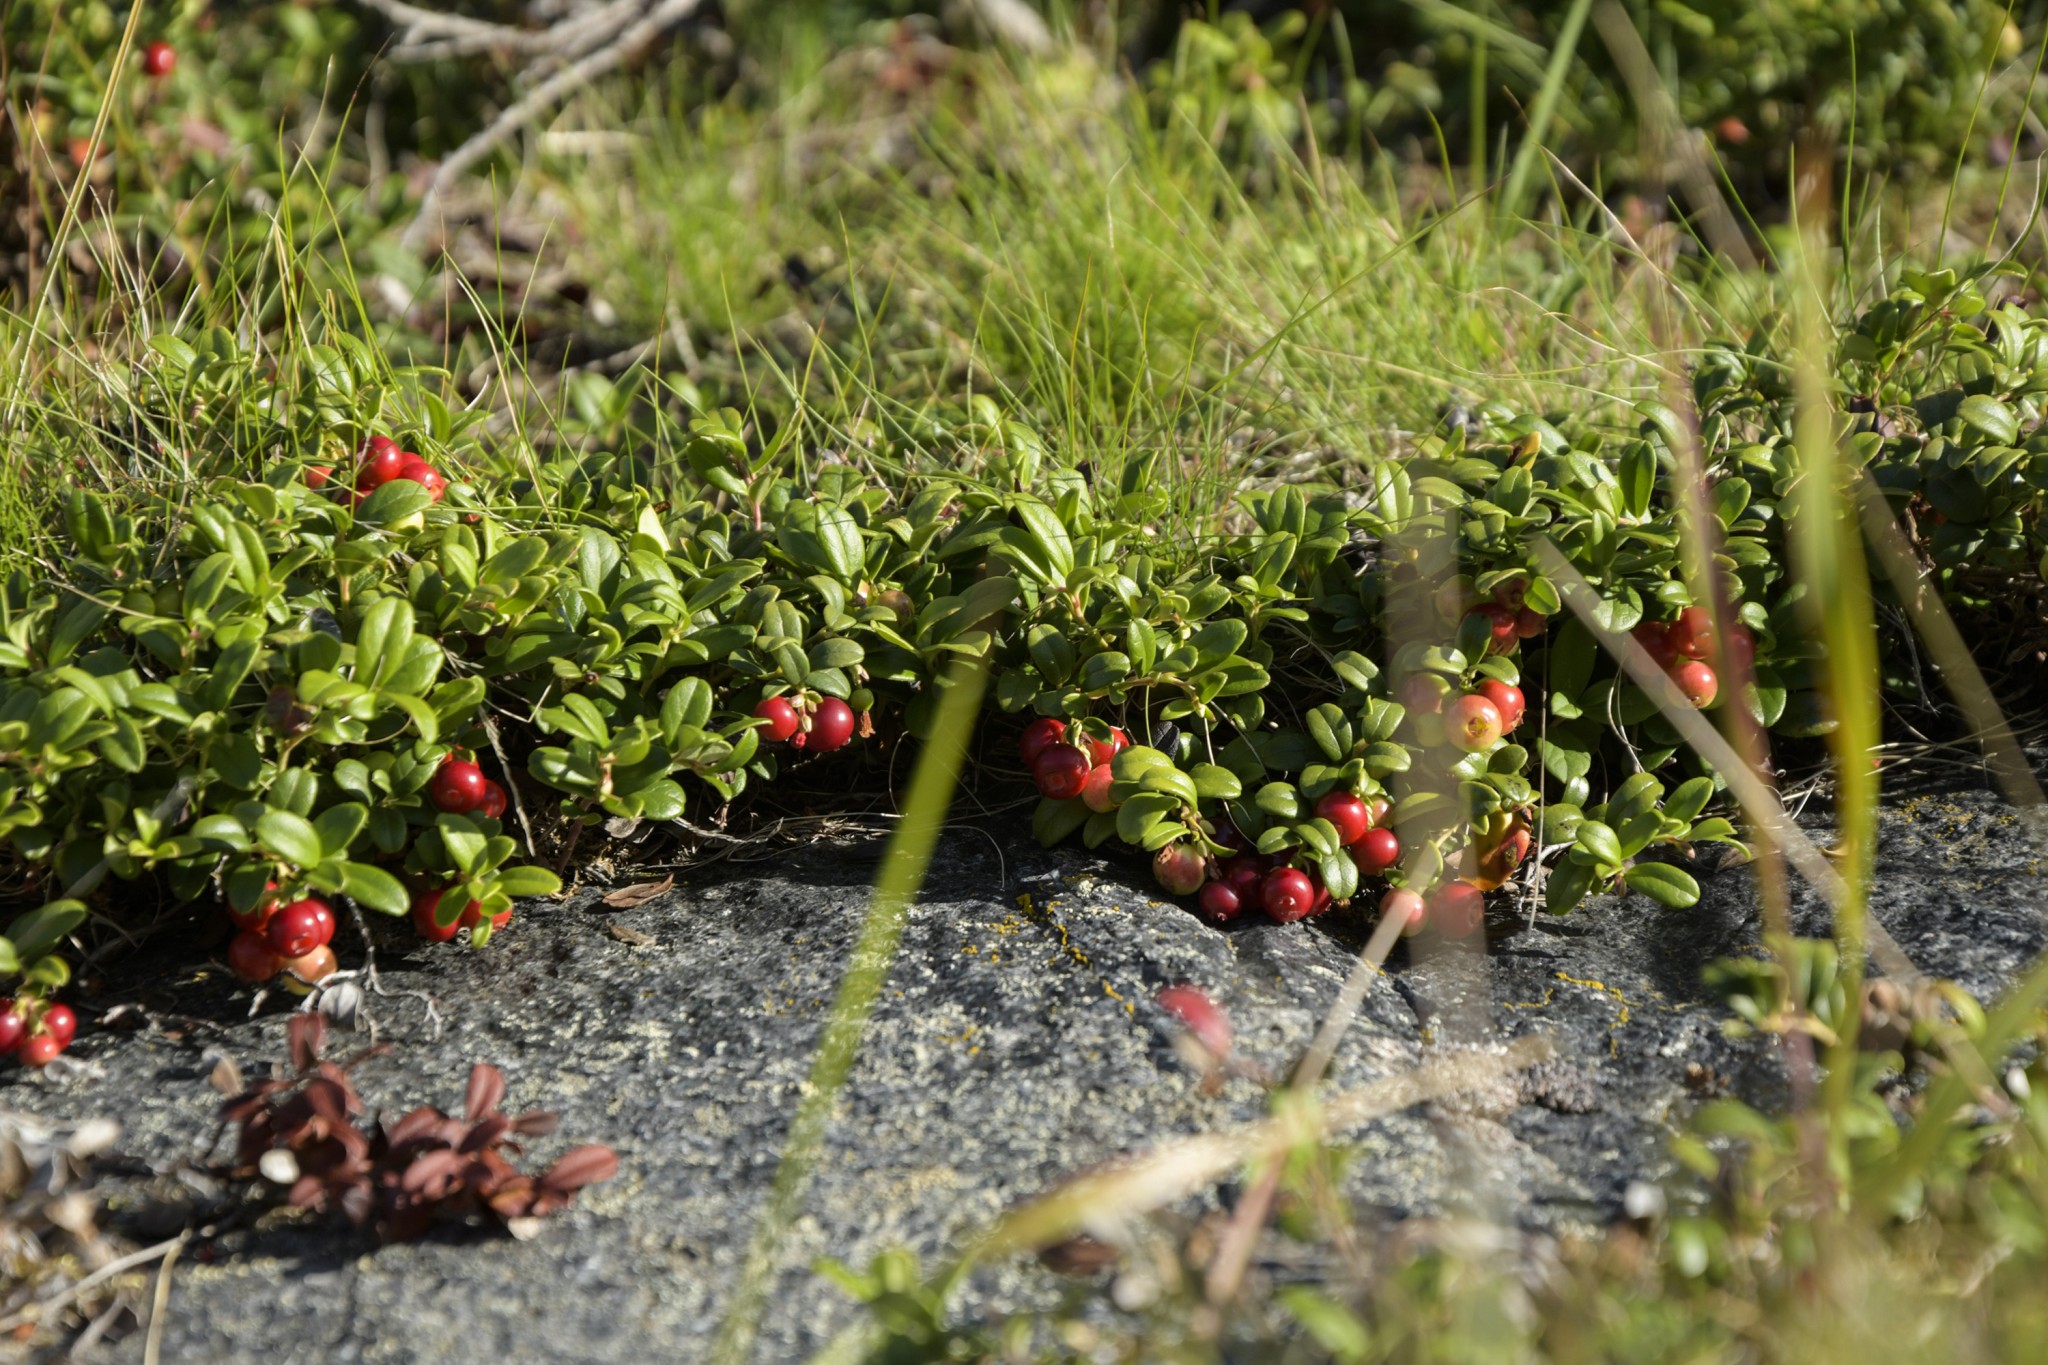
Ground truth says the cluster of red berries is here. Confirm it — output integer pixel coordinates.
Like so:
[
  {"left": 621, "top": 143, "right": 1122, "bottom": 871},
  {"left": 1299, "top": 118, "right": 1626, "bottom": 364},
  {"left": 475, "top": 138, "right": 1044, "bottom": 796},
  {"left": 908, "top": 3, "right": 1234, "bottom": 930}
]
[
  {"left": 227, "top": 886, "right": 339, "bottom": 986},
  {"left": 1189, "top": 790, "right": 1406, "bottom": 926},
  {"left": 223, "top": 757, "right": 514, "bottom": 984},
  {"left": 307, "top": 435, "right": 449, "bottom": 507},
  {"left": 0, "top": 996, "right": 77, "bottom": 1069},
  {"left": 1401, "top": 675, "right": 1527, "bottom": 753},
  {"left": 410, "top": 887, "right": 511, "bottom": 943},
  {"left": 412, "top": 757, "right": 514, "bottom": 941},
  {"left": 1632, "top": 606, "right": 1749, "bottom": 709},
  {"left": 429, "top": 755, "right": 508, "bottom": 819},
  {"left": 1020, "top": 717, "right": 1130, "bottom": 804},
  {"left": 1451, "top": 573, "right": 1549, "bottom": 649},
  {"left": 752, "top": 694, "right": 858, "bottom": 753}
]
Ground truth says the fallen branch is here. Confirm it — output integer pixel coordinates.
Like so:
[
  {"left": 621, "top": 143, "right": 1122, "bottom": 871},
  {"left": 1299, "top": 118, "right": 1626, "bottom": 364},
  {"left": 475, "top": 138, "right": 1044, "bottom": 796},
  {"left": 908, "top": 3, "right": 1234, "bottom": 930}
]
[{"left": 395, "top": 0, "right": 704, "bottom": 251}]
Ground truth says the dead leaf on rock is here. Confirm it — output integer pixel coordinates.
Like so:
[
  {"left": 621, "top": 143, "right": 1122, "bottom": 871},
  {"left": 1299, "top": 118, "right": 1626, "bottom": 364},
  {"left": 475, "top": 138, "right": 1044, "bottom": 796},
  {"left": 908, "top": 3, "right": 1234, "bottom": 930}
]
[
  {"left": 206, "top": 1052, "right": 244, "bottom": 1098},
  {"left": 600, "top": 875, "right": 673, "bottom": 910},
  {"left": 607, "top": 923, "right": 657, "bottom": 948}
]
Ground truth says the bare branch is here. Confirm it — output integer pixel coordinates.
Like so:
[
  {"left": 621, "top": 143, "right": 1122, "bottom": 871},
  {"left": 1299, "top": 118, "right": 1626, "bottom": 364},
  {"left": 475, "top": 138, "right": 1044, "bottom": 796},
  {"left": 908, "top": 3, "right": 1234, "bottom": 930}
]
[{"left": 398, "top": 0, "right": 703, "bottom": 251}]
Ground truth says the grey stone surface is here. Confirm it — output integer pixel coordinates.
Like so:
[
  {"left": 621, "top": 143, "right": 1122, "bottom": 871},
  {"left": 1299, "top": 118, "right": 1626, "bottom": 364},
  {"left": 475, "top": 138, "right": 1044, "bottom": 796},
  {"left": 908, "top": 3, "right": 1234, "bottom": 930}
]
[{"left": 6, "top": 769, "right": 2044, "bottom": 1363}]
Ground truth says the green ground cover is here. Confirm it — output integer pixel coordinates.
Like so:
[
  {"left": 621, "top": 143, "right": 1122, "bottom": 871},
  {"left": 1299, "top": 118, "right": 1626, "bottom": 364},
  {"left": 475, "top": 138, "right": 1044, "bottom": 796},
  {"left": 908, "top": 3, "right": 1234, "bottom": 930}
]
[{"left": 6, "top": 2, "right": 2048, "bottom": 1360}]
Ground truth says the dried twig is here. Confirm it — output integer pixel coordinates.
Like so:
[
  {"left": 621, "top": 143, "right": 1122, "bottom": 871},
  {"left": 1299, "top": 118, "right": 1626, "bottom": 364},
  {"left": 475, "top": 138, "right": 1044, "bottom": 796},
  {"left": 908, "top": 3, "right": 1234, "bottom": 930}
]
[
  {"left": 980, "top": 1037, "right": 1555, "bottom": 1261},
  {"left": 0, "top": 1235, "right": 187, "bottom": 1334},
  {"left": 1532, "top": 541, "right": 1926, "bottom": 986},
  {"left": 361, "top": 0, "right": 646, "bottom": 63},
  {"left": 396, "top": 0, "right": 705, "bottom": 250},
  {"left": 1203, "top": 909, "right": 1412, "bottom": 1305},
  {"left": 142, "top": 1237, "right": 182, "bottom": 1365}
]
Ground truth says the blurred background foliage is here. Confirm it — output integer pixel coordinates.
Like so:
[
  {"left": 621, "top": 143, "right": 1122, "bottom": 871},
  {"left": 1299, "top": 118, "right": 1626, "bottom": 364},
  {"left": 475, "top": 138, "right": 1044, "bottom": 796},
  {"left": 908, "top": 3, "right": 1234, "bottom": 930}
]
[
  {"left": 5, "top": 0, "right": 2047, "bottom": 499},
  {"left": 5, "top": 0, "right": 2043, "bottom": 304}
]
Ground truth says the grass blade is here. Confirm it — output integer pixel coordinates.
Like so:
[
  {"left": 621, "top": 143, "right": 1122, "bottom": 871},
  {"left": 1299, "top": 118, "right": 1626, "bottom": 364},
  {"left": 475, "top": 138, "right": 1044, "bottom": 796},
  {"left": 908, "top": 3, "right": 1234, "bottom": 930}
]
[{"left": 709, "top": 659, "right": 989, "bottom": 1365}]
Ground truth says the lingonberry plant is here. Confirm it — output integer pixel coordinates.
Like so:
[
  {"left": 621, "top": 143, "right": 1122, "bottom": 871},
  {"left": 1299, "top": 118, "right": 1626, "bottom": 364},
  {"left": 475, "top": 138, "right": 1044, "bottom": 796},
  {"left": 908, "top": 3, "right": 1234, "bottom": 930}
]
[{"left": 0, "top": 267, "right": 2042, "bottom": 1007}]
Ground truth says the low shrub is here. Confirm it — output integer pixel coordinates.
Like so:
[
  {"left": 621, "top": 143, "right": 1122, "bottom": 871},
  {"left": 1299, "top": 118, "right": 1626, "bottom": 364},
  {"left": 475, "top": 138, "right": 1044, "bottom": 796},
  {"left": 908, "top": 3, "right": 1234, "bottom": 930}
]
[{"left": 0, "top": 262, "right": 2042, "bottom": 1058}]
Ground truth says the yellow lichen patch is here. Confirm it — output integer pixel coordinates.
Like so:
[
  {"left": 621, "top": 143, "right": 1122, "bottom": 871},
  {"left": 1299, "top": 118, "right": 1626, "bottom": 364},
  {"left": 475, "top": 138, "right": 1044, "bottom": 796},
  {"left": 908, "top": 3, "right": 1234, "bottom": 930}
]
[
  {"left": 1015, "top": 893, "right": 1136, "bottom": 1013},
  {"left": 1555, "top": 971, "right": 1633, "bottom": 1055}
]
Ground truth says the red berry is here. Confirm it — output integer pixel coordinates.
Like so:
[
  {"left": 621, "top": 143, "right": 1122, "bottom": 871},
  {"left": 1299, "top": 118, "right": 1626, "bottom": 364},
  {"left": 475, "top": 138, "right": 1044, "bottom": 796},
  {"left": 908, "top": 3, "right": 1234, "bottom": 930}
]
[
  {"left": 1474, "top": 679, "right": 1526, "bottom": 731},
  {"left": 753, "top": 697, "right": 801, "bottom": 743},
  {"left": 1352, "top": 826, "right": 1401, "bottom": 876},
  {"left": 39, "top": 1004, "right": 75, "bottom": 1049},
  {"left": 1019, "top": 717, "right": 1068, "bottom": 767},
  {"left": 1309, "top": 878, "right": 1333, "bottom": 916},
  {"left": 1221, "top": 857, "right": 1266, "bottom": 897},
  {"left": 805, "top": 697, "right": 856, "bottom": 753},
  {"left": 1196, "top": 880, "right": 1243, "bottom": 923},
  {"left": 480, "top": 780, "right": 508, "bottom": 820},
  {"left": 1669, "top": 660, "right": 1719, "bottom": 708},
  {"left": 1380, "top": 888, "right": 1428, "bottom": 935},
  {"left": 1084, "top": 727, "right": 1130, "bottom": 767},
  {"left": 1514, "top": 607, "right": 1548, "bottom": 639},
  {"left": 429, "top": 757, "right": 488, "bottom": 813},
  {"left": 1466, "top": 602, "right": 1519, "bottom": 654},
  {"left": 265, "top": 898, "right": 335, "bottom": 959},
  {"left": 1723, "top": 623, "right": 1757, "bottom": 670},
  {"left": 1261, "top": 867, "right": 1318, "bottom": 923},
  {"left": 1429, "top": 881, "right": 1486, "bottom": 939},
  {"left": 283, "top": 946, "right": 337, "bottom": 984},
  {"left": 228, "top": 880, "right": 281, "bottom": 932},
  {"left": 1669, "top": 606, "right": 1715, "bottom": 660},
  {"left": 1632, "top": 621, "right": 1678, "bottom": 669},
  {"left": 1155, "top": 984, "right": 1232, "bottom": 1058},
  {"left": 1447, "top": 694, "right": 1505, "bottom": 752},
  {"left": 459, "top": 901, "right": 512, "bottom": 931},
  {"left": 1152, "top": 842, "right": 1208, "bottom": 896},
  {"left": 1492, "top": 576, "right": 1530, "bottom": 611},
  {"left": 396, "top": 459, "right": 447, "bottom": 502},
  {"left": 1033, "top": 745, "right": 1092, "bottom": 800},
  {"left": 1081, "top": 764, "right": 1118, "bottom": 813},
  {"left": 1314, "top": 792, "right": 1372, "bottom": 847},
  {"left": 412, "top": 889, "right": 463, "bottom": 943},
  {"left": 1475, "top": 821, "right": 1533, "bottom": 889},
  {"left": 227, "top": 930, "right": 281, "bottom": 982},
  {"left": 1400, "top": 674, "right": 1449, "bottom": 714},
  {"left": 142, "top": 41, "right": 175, "bottom": 77},
  {"left": 0, "top": 1005, "right": 22, "bottom": 1054},
  {"left": 357, "top": 441, "right": 407, "bottom": 491},
  {"left": 306, "top": 464, "right": 334, "bottom": 489},
  {"left": 18, "top": 1034, "right": 60, "bottom": 1068},
  {"left": 1365, "top": 796, "right": 1393, "bottom": 828}
]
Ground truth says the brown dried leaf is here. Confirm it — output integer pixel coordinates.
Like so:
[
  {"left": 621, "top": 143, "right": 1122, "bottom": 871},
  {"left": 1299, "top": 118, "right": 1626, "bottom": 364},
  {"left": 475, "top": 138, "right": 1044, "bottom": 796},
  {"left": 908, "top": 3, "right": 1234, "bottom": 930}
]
[
  {"left": 302, "top": 1077, "right": 351, "bottom": 1126},
  {"left": 338, "top": 1179, "right": 375, "bottom": 1227},
  {"left": 458, "top": 1115, "right": 511, "bottom": 1155},
  {"left": 1037, "top": 1234, "right": 1120, "bottom": 1275},
  {"left": 508, "top": 1111, "right": 559, "bottom": 1137},
  {"left": 208, "top": 1053, "right": 245, "bottom": 1097},
  {"left": 287, "top": 1174, "right": 326, "bottom": 1209},
  {"left": 606, "top": 922, "right": 657, "bottom": 947},
  {"left": 600, "top": 875, "right": 673, "bottom": 909},
  {"left": 288, "top": 1014, "right": 328, "bottom": 1073},
  {"left": 538, "top": 1144, "right": 619, "bottom": 1194},
  {"left": 464, "top": 1063, "right": 506, "bottom": 1124},
  {"left": 401, "top": 1148, "right": 464, "bottom": 1196},
  {"left": 384, "top": 1106, "right": 449, "bottom": 1150}
]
